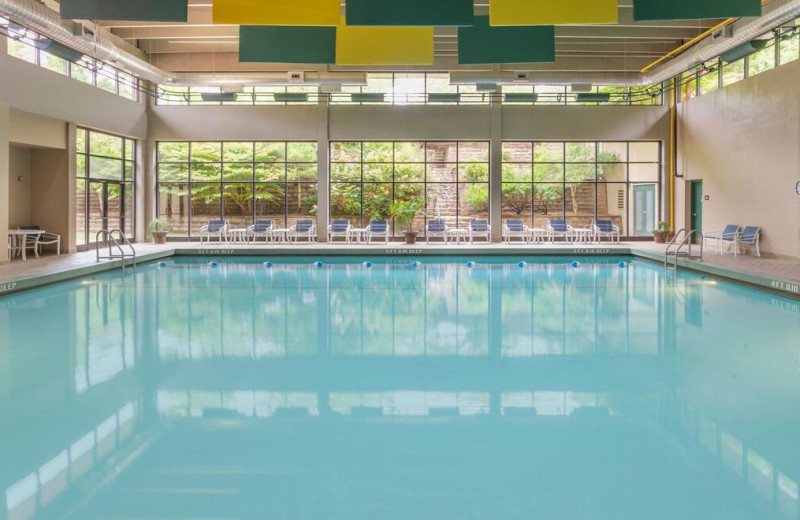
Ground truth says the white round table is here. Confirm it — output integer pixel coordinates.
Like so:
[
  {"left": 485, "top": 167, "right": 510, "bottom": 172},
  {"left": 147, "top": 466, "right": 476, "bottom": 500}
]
[{"left": 7, "top": 230, "right": 43, "bottom": 261}]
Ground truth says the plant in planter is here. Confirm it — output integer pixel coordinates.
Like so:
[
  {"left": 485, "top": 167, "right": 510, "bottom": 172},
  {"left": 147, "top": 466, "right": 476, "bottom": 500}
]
[
  {"left": 148, "top": 218, "right": 171, "bottom": 244},
  {"left": 652, "top": 220, "right": 671, "bottom": 244},
  {"left": 390, "top": 200, "right": 424, "bottom": 245}
]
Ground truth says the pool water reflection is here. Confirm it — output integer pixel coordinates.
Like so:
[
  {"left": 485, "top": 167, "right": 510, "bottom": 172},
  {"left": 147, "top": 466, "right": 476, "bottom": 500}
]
[{"left": 1, "top": 257, "right": 799, "bottom": 520}]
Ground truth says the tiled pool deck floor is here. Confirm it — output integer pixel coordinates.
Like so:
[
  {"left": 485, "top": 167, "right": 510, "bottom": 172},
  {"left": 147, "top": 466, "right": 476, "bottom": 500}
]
[{"left": 1, "top": 241, "right": 800, "bottom": 298}]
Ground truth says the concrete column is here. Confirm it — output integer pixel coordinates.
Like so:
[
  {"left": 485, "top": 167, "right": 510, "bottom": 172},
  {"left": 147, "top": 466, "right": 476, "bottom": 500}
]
[
  {"left": 0, "top": 101, "right": 9, "bottom": 265},
  {"left": 489, "top": 92, "right": 503, "bottom": 242},
  {"left": 141, "top": 139, "right": 156, "bottom": 242},
  {"left": 316, "top": 98, "right": 330, "bottom": 242},
  {"left": 66, "top": 123, "right": 77, "bottom": 253}
]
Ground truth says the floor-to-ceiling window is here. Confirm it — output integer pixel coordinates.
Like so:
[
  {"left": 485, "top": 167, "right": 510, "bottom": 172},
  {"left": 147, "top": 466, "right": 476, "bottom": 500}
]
[
  {"left": 501, "top": 141, "right": 661, "bottom": 236},
  {"left": 76, "top": 129, "right": 136, "bottom": 246},
  {"left": 156, "top": 142, "right": 318, "bottom": 237},
  {"left": 329, "top": 141, "right": 490, "bottom": 236}
]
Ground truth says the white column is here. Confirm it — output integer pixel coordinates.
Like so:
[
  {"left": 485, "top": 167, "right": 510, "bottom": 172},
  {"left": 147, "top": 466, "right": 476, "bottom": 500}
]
[
  {"left": 0, "top": 101, "right": 10, "bottom": 264},
  {"left": 66, "top": 123, "right": 78, "bottom": 253},
  {"left": 489, "top": 91, "right": 503, "bottom": 243},
  {"left": 316, "top": 97, "right": 330, "bottom": 242},
  {"left": 140, "top": 139, "right": 156, "bottom": 242}
]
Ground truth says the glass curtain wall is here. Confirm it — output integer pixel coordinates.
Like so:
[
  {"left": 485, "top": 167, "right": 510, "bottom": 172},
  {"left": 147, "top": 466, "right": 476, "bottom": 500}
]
[
  {"left": 329, "top": 141, "right": 489, "bottom": 237},
  {"left": 76, "top": 129, "right": 136, "bottom": 246},
  {"left": 156, "top": 142, "right": 318, "bottom": 237},
  {"left": 501, "top": 141, "right": 661, "bottom": 236}
]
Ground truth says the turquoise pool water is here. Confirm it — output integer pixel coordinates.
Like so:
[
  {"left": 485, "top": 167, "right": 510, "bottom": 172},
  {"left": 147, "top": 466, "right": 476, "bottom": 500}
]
[{"left": 2, "top": 256, "right": 800, "bottom": 519}]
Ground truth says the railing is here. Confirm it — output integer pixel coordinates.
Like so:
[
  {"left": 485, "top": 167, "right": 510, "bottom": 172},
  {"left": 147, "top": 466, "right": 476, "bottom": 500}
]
[
  {"left": 96, "top": 229, "right": 136, "bottom": 269},
  {"left": 664, "top": 228, "right": 703, "bottom": 270}
]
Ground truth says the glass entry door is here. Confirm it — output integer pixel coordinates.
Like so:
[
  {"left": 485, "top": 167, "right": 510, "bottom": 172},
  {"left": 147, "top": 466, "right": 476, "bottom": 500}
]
[
  {"left": 633, "top": 184, "right": 656, "bottom": 236},
  {"left": 88, "top": 181, "right": 129, "bottom": 241}
]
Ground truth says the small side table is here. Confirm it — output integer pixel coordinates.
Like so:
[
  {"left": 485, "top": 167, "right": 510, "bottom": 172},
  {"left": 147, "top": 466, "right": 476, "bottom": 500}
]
[
  {"left": 228, "top": 228, "right": 250, "bottom": 244},
  {"left": 271, "top": 228, "right": 290, "bottom": 244},
  {"left": 529, "top": 228, "right": 547, "bottom": 244},
  {"left": 447, "top": 228, "right": 470, "bottom": 244},
  {"left": 348, "top": 228, "right": 368, "bottom": 244},
  {"left": 572, "top": 228, "right": 595, "bottom": 243}
]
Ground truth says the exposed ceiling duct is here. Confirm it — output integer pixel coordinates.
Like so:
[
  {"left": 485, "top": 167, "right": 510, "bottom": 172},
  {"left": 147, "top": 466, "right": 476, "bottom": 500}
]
[
  {"left": 2, "top": 0, "right": 800, "bottom": 88},
  {"left": 0, "top": 0, "right": 171, "bottom": 84},
  {"left": 642, "top": 0, "right": 800, "bottom": 84}
]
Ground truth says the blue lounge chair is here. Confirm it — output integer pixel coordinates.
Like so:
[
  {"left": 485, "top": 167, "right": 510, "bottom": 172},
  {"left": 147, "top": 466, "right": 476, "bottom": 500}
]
[
  {"left": 737, "top": 226, "right": 761, "bottom": 257},
  {"left": 248, "top": 219, "right": 274, "bottom": 243},
  {"left": 200, "top": 219, "right": 228, "bottom": 244},
  {"left": 426, "top": 219, "right": 448, "bottom": 244},
  {"left": 592, "top": 220, "right": 620, "bottom": 243},
  {"left": 366, "top": 220, "right": 391, "bottom": 244},
  {"left": 704, "top": 224, "right": 740, "bottom": 254},
  {"left": 327, "top": 220, "right": 351, "bottom": 243},
  {"left": 469, "top": 219, "right": 491, "bottom": 243},
  {"left": 547, "top": 219, "right": 573, "bottom": 242},
  {"left": 290, "top": 219, "right": 317, "bottom": 243},
  {"left": 503, "top": 220, "right": 529, "bottom": 243}
]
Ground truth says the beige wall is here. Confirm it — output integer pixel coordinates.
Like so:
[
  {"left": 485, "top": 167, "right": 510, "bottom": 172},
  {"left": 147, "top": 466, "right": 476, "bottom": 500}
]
[
  {"left": 8, "top": 146, "right": 30, "bottom": 228},
  {"left": 30, "top": 149, "right": 71, "bottom": 253},
  {"left": 0, "top": 102, "right": 9, "bottom": 264},
  {"left": 677, "top": 60, "right": 800, "bottom": 259},
  {"left": 0, "top": 54, "right": 147, "bottom": 139},
  {"left": 150, "top": 103, "right": 669, "bottom": 143},
  {"left": 9, "top": 110, "right": 67, "bottom": 150}
]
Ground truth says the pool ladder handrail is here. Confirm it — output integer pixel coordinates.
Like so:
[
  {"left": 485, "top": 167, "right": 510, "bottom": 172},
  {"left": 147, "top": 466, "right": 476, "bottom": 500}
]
[
  {"left": 96, "top": 229, "right": 136, "bottom": 269},
  {"left": 664, "top": 228, "right": 703, "bottom": 270}
]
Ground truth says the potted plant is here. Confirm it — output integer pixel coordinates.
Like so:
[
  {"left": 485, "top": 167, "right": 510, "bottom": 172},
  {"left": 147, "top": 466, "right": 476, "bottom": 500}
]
[
  {"left": 148, "top": 218, "right": 171, "bottom": 244},
  {"left": 653, "top": 220, "right": 670, "bottom": 244},
  {"left": 390, "top": 200, "right": 424, "bottom": 245}
]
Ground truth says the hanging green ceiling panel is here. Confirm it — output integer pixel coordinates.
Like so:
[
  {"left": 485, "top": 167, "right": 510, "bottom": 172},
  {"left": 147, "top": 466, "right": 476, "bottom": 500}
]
[
  {"left": 458, "top": 16, "right": 555, "bottom": 64},
  {"left": 239, "top": 26, "right": 336, "bottom": 64},
  {"left": 633, "top": 0, "right": 761, "bottom": 21},
  {"left": 345, "top": 0, "right": 473, "bottom": 26},
  {"left": 59, "top": 0, "right": 188, "bottom": 22}
]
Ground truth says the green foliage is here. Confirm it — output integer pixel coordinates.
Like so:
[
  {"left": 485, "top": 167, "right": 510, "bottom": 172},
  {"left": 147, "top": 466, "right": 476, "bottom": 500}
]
[
  {"left": 502, "top": 182, "right": 532, "bottom": 215},
  {"left": 390, "top": 200, "right": 424, "bottom": 233},
  {"left": 657, "top": 220, "right": 670, "bottom": 232},
  {"left": 464, "top": 184, "right": 489, "bottom": 212},
  {"left": 148, "top": 218, "right": 171, "bottom": 234}
]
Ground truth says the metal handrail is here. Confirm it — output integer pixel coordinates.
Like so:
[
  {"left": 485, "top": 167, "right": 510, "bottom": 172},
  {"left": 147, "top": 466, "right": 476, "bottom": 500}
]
[
  {"left": 665, "top": 228, "right": 703, "bottom": 269},
  {"left": 96, "top": 229, "right": 136, "bottom": 269}
]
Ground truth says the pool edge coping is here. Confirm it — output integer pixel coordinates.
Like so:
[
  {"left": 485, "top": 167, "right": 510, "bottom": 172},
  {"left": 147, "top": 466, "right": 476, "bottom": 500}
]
[{"left": 1, "top": 246, "right": 799, "bottom": 300}]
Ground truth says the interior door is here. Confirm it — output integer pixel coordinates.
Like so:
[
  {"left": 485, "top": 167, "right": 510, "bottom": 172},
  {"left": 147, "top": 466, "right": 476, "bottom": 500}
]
[
  {"left": 690, "top": 180, "right": 703, "bottom": 233},
  {"left": 633, "top": 184, "right": 656, "bottom": 236}
]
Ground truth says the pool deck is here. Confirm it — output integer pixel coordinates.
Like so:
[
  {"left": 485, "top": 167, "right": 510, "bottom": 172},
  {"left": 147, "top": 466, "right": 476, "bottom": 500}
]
[{"left": 1, "top": 241, "right": 800, "bottom": 299}]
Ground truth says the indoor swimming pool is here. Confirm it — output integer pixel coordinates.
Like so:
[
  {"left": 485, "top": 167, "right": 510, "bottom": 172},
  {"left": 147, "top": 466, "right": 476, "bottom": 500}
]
[{"left": 1, "top": 256, "right": 800, "bottom": 519}]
